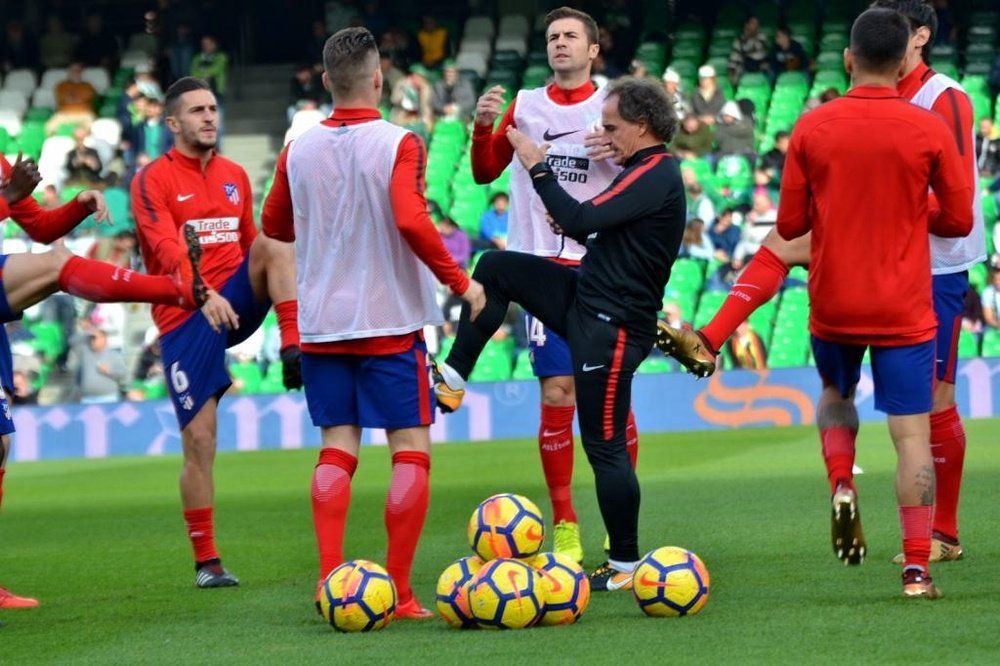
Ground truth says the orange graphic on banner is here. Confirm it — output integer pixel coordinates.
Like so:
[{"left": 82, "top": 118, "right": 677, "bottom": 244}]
[{"left": 693, "top": 370, "right": 814, "bottom": 427}]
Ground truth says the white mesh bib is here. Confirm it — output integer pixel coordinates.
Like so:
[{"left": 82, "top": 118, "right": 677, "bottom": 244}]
[{"left": 287, "top": 120, "right": 443, "bottom": 342}]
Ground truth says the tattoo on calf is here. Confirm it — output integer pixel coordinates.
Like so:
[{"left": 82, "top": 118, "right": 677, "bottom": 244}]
[{"left": 916, "top": 465, "right": 935, "bottom": 506}]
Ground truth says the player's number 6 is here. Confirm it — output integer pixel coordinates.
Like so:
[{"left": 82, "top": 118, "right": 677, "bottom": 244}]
[{"left": 170, "top": 362, "right": 190, "bottom": 394}]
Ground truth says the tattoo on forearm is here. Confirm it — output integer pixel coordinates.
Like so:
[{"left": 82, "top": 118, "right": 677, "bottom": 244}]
[{"left": 916, "top": 465, "right": 935, "bottom": 506}]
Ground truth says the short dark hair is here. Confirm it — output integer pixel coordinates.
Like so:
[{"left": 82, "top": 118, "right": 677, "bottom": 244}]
[
  {"left": 871, "top": 0, "right": 936, "bottom": 64},
  {"left": 322, "top": 27, "right": 379, "bottom": 98},
  {"left": 849, "top": 8, "right": 909, "bottom": 75},
  {"left": 545, "top": 7, "right": 599, "bottom": 45},
  {"left": 606, "top": 77, "right": 677, "bottom": 143},
  {"left": 164, "top": 77, "right": 212, "bottom": 116},
  {"left": 775, "top": 130, "right": 790, "bottom": 141}
]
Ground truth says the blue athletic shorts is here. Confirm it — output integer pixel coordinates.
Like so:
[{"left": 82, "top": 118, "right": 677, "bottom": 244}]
[
  {"left": 301, "top": 334, "right": 434, "bottom": 429},
  {"left": 0, "top": 254, "right": 21, "bottom": 325},
  {"left": 526, "top": 314, "right": 573, "bottom": 378},
  {"left": 160, "top": 254, "right": 271, "bottom": 429},
  {"left": 932, "top": 271, "right": 968, "bottom": 384},
  {"left": 811, "top": 335, "right": 935, "bottom": 415},
  {"left": 0, "top": 255, "right": 21, "bottom": 435}
]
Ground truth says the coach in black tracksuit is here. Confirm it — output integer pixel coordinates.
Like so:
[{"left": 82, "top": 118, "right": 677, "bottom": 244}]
[{"left": 443, "top": 78, "right": 685, "bottom": 588}]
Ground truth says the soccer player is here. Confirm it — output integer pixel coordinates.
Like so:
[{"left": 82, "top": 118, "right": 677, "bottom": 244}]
[
  {"left": 132, "top": 77, "right": 301, "bottom": 588},
  {"left": 260, "top": 28, "right": 484, "bottom": 618},
  {"left": 658, "top": 0, "right": 982, "bottom": 563},
  {"left": 455, "top": 6, "right": 635, "bottom": 564},
  {"left": 775, "top": 7, "right": 972, "bottom": 598},
  {"left": 434, "top": 78, "right": 685, "bottom": 591},
  {"left": 0, "top": 154, "right": 209, "bottom": 608}
]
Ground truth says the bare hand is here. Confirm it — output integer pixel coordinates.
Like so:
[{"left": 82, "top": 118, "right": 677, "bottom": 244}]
[
  {"left": 200, "top": 289, "right": 240, "bottom": 333},
  {"left": 461, "top": 279, "right": 486, "bottom": 322},
  {"left": 77, "top": 190, "right": 111, "bottom": 224},
  {"left": 505, "top": 127, "right": 549, "bottom": 170},
  {"left": 474, "top": 85, "right": 506, "bottom": 128},
  {"left": 1, "top": 152, "right": 41, "bottom": 203},
  {"left": 584, "top": 126, "right": 615, "bottom": 161}
]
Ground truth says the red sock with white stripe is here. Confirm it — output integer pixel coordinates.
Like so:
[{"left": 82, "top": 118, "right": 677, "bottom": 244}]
[
  {"left": 930, "top": 405, "right": 966, "bottom": 542},
  {"left": 384, "top": 450, "right": 430, "bottom": 604},
  {"left": 625, "top": 410, "right": 639, "bottom": 469},
  {"left": 539, "top": 404, "right": 576, "bottom": 524},
  {"left": 274, "top": 300, "right": 300, "bottom": 350},
  {"left": 183, "top": 506, "right": 219, "bottom": 566},
  {"left": 312, "top": 448, "right": 357, "bottom": 582},
  {"left": 700, "top": 246, "right": 789, "bottom": 353},
  {"left": 821, "top": 426, "right": 857, "bottom": 494},
  {"left": 899, "top": 505, "right": 934, "bottom": 572},
  {"left": 57, "top": 256, "right": 183, "bottom": 305}
]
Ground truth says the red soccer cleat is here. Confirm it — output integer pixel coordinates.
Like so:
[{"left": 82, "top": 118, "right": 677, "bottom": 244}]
[
  {"left": 395, "top": 595, "right": 433, "bottom": 619},
  {"left": 0, "top": 586, "right": 39, "bottom": 609},
  {"left": 172, "top": 223, "right": 209, "bottom": 309}
]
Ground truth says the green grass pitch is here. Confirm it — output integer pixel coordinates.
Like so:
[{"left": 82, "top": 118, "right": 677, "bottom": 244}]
[{"left": 1, "top": 419, "right": 998, "bottom": 663}]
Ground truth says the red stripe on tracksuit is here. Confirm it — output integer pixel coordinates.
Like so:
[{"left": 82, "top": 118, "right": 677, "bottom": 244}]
[
  {"left": 603, "top": 328, "right": 628, "bottom": 440},
  {"left": 591, "top": 154, "right": 667, "bottom": 207},
  {"left": 415, "top": 345, "right": 432, "bottom": 425}
]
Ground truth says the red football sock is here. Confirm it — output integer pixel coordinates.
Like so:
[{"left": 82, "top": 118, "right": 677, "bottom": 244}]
[
  {"left": 539, "top": 404, "right": 576, "bottom": 524},
  {"left": 384, "top": 450, "right": 430, "bottom": 604},
  {"left": 0, "top": 467, "right": 5, "bottom": 510},
  {"left": 930, "top": 405, "right": 966, "bottom": 541},
  {"left": 313, "top": 447, "right": 357, "bottom": 582},
  {"left": 700, "top": 246, "right": 789, "bottom": 353},
  {"left": 58, "top": 256, "right": 181, "bottom": 305},
  {"left": 274, "top": 300, "right": 300, "bottom": 351},
  {"left": 899, "top": 505, "right": 934, "bottom": 572},
  {"left": 183, "top": 506, "right": 219, "bottom": 565},
  {"left": 821, "top": 426, "right": 857, "bottom": 494},
  {"left": 625, "top": 409, "right": 639, "bottom": 470}
]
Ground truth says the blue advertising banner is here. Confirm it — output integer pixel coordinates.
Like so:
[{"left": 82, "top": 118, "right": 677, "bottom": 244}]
[{"left": 10, "top": 358, "right": 1000, "bottom": 462}]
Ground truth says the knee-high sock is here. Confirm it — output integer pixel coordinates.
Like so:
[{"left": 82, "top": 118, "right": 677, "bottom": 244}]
[
  {"left": 539, "top": 404, "right": 576, "bottom": 524},
  {"left": 930, "top": 405, "right": 966, "bottom": 541},
  {"left": 625, "top": 410, "right": 638, "bottom": 469},
  {"left": 899, "top": 505, "right": 933, "bottom": 573},
  {"left": 384, "top": 450, "right": 430, "bottom": 604},
  {"left": 821, "top": 426, "right": 857, "bottom": 494},
  {"left": 312, "top": 448, "right": 357, "bottom": 582},
  {"left": 274, "top": 300, "right": 300, "bottom": 350},
  {"left": 58, "top": 256, "right": 181, "bottom": 305},
  {"left": 183, "top": 506, "right": 219, "bottom": 565},
  {"left": 700, "top": 246, "right": 789, "bottom": 353}
]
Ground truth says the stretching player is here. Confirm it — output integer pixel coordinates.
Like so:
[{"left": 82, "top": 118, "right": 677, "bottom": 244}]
[
  {"left": 451, "top": 6, "right": 634, "bottom": 564},
  {"left": 775, "top": 8, "right": 971, "bottom": 597},
  {"left": 132, "top": 77, "right": 301, "bottom": 588},
  {"left": 658, "top": 0, "right": 982, "bottom": 563}
]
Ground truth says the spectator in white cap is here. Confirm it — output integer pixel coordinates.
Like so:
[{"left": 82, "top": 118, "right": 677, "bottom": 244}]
[
  {"left": 692, "top": 64, "right": 726, "bottom": 126},
  {"left": 714, "top": 100, "right": 755, "bottom": 158},
  {"left": 662, "top": 67, "right": 689, "bottom": 119}
]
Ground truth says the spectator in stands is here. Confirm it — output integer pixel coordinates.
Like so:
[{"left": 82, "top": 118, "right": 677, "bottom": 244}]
[
  {"left": 933, "top": 0, "right": 955, "bottom": 45},
  {"left": 672, "top": 114, "right": 713, "bottom": 159},
  {"left": 982, "top": 268, "right": 1000, "bottom": 329},
  {"left": 662, "top": 68, "right": 689, "bottom": 120},
  {"left": 760, "top": 130, "right": 789, "bottom": 181},
  {"left": 73, "top": 325, "right": 127, "bottom": 404},
  {"left": 40, "top": 184, "right": 61, "bottom": 210},
  {"left": 87, "top": 230, "right": 137, "bottom": 269},
  {"left": 361, "top": 1, "right": 389, "bottom": 40},
  {"left": 733, "top": 193, "right": 777, "bottom": 264},
  {"left": 679, "top": 218, "right": 715, "bottom": 261},
  {"left": 769, "top": 26, "right": 809, "bottom": 76},
  {"left": 438, "top": 216, "right": 471, "bottom": 269},
  {"left": 379, "top": 26, "right": 415, "bottom": 67},
  {"left": 391, "top": 64, "right": 434, "bottom": 132},
  {"left": 132, "top": 327, "right": 164, "bottom": 384},
  {"left": 40, "top": 16, "right": 77, "bottom": 70},
  {"left": 379, "top": 53, "right": 405, "bottom": 108},
  {"left": 753, "top": 167, "right": 779, "bottom": 200},
  {"left": 303, "top": 19, "right": 329, "bottom": 64},
  {"left": 975, "top": 118, "right": 999, "bottom": 176},
  {"left": 288, "top": 63, "right": 325, "bottom": 121},
  {"left": 660, "top": 302, "right": 690, "bottom": 331},
  {"left": 417, "top": 15, "right": 449, "bottom": 69},
  {"left": 64, "top": 127, "right": 103, "bottom": 184},
  {"left": 628, "top": 59, "right": 649, "bottom": 79},
  {"left": 687, "top": 182, "right": 715, "bottom": 223},
  {"left": 708, "top": 208, "right": 741, "bottom": 263},
  {"left": 46, "top": 62, "right": 98, "bottom": 135},
  {"left": 1, "top": 20, "right": 39, "bottom": 73},
  {"left": 127, "top": 96, "right": 172, "bottom": 173},
  {"left": 727, "top": 321, "right": 767, "bottom": 369},
  {"left": 804, "top": 86, "right": 840, "bottom": 112},
  {"left": 714, "top": 101, "right": 755, "bottom": 157},
  {"left": 11, "top": 370, "right": 38, "bottom": 406},
  {"left": 692, "top": 65, "right": 726, "bottom": 126},
  {"left": 478, "top": 192, "right": 509, "bottom": 250},
  {"left": 432, "top": 60, "right": 476, "bottom": 121},
  {"left": 990, "top": 54, "right": 1000, "bottom": 100},
  {"left": 135, "top": 63, "right": 165, "bottom": 101},
  {"left": 598, "top": 27, "right": 626, "bottom": 73},
  {"left": 191, "top": 35, "right": 228, "bottom": 102},
  {"left": 76, "top": 13, "right": 120, "bottom": 70},
  {"left": 962, "top": 285, "right": 985, "bottom": 335},
  {"left": 729, "top": 16, "right": 768, "bottom": 83},
  {"left": 167, "top": 22, "right": 197, "bottom": 83}
]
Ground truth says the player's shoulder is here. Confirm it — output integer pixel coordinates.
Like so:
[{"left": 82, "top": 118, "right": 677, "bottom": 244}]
[
  {"left": 130, "top": 154, "right": 172, "bottom": 193},
  {"left": 211, "top": 152, "right": 250, "bottom": 178}
]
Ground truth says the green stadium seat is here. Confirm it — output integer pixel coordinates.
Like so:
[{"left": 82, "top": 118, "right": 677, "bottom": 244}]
[
  {"left": 512, "top": 349, "right": 534, "bottom": 380},
  {"left": 142, "top": 378, "right": 168, "bottom": 400},
  {"left": 637, "top": 355, "right": 673, "bottom": 374},
  {"left": 969, "top": 262, "right": 988, "bottom": 292},
  {"left": 715, "top": 155, "right": 754, "bottom": 191},
  {"left": 258, "top": 362, "right": 286, "bottom": 394},
  {"left": 694, "top": 291, "right": 727, "bottom": 328},
  {"left": 957, "top": 330, "right": 979, "bottom": 358},
  {"left": 229, "top": 362, "right": 263, "bottom": 394},
  {"left": 981, "top": 330, "right": 1000, "bottom": 358},
  {"left": 17, "top": 121, "right": 46, "bottom": 159},
  {"left": 815, "top": 51, "right": 844, "bottom": 72},
  {"left": 669, "top": 258, "right": 705, "bottom": 293},
  {"left": 468, "top": 342, "right": 513, "bottom": 382}
]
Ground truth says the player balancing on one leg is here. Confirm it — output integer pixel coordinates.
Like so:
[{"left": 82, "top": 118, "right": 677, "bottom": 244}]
[
  {"left": 132, "top": 77, "right": 302, "bottom": 589},
  {"left": 774, "top": 7, "right": 972, "bottom": 598},
  {"left": 0, "top": 152, "right": 211, "bottom": 608},
  {"left": 262, "top": 27, "right": 485, "bottom": 618},
  {"left": 657, "top": 0, "right": 981, "bottom": 566},
  {"left": 454, "top": 6, "right": 640, "bottom": 564},
  {"left": 433, "top": 78, "right": 686, "bottom": 591}
]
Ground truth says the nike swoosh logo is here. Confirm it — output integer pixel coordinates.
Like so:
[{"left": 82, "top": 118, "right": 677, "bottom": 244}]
[
  {"left": 582, "top": 363, "right": 605, "bottom": 372},
  {"left": 542, "top": 428, "right": 568, "bottom": 437},
  {"left": 542, "top": 128, "right": 581, "bottom": 141},
  {"left": 605, "top": 571, "right": 633, "bottom": 591},
  {"left": 731, "top": 283, "right": 760, "bottom": 290},
  {"left": 177, "top": 194, "right": 195, "bottom": 201},
  {"left": 638, "top": 572, "right": 671, "bottom": 588}
]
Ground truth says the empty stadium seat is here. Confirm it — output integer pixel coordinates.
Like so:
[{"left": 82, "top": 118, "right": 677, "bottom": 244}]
[
  {"left": 2, "top": 69, "right": 37, "bottom": 96},
  {"left": 456, "top": 51, "right": 489, "bottom": 78},
  {"left": 38, "top": 68, "right": 68, "bottom": 96},
  {"left": 89, "top": 118, "right": 122, "bottom": 147},
  {"left": 82, "top": 67, "right": 110, "bottom": 94},
  {"left": 464, "top": 16, "right": 495, "bottom": 40},
  {"left": 0, "top": 109, "right": 23, "bottom": 138},
  {"left": 0, "top": 89, "right": 29, "bottom": 115}
]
